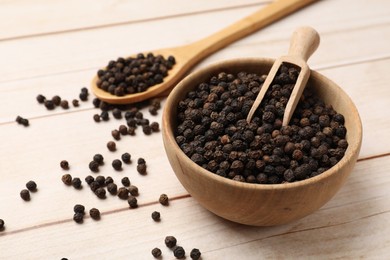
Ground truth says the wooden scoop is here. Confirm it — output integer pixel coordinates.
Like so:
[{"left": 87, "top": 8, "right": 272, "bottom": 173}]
[
  {"left": 91, "top": 0, "right": 317, "bottom": 104},
  {"left": 246, "top": 26, "right": 320, "bottom": 125}
]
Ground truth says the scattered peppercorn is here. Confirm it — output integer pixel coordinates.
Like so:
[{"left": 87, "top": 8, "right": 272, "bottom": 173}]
[
  {"left": 174, "top": 246, "right": 185, "bottom": 259},
  {"left": 20, "top": 189, "right": 30, "bottom": 201},
  {"left": 117, "top": 187, "right": 129, "bottom": 199},
  {"left": 121, "top": 177, "right": 130, "bottom": 187},
  {"left": 60, "top": 160, "right": 69, "bottom": 170},
  {"left": 26, "top": 181, "right": 37, "bottom": 191},
  {"left": 60, "top": 100, "right": 69, "bottom": 109},
  {"left": 95, "top": 175, "right": 105, "bottom": 186},
  {"left": 92, "top": 154, "right": 104, "bottom": 165},
  {"left": 92, "top": 98, "right": 101, "bottom": 108},
  {"left": 190, "top": 248, "right": 201, "bottom": 260},
  {"left": 73, "top": 204, "right": 85, "bottom": 214},
  {"left": 111, "top": 129, "right": 121, "bottom": 140},
  {"left": 151, "top": 211, "right": 160, "bottom": 221},
  {"left": 121, "top": 152, "right": 131, "bottom": 164},
  {"left": 137, "top": 164, "right": 147, "bottom": 175},
  {"left": 107, "top": 183, "right": 118, "bottom": 195},
  {"left": 112, "top": 108, "right": 122, "bottom": 119},
  {"left": 150, "top": 122, "right": 159, "bottom": 132},
  {"left": 118, "top": 125, "right": 128, "bottom": 135},
  {"left": 0, "top": 219, "right": 4, "bottom": 230},
  {"left": 44, "top": 100, "right": 55, "bottom": 110},
  {"left": 101, "top": 111, "right": 109, "bottom": 121},
  {"left": 52, "top": 95, "right": 61, "bottom": 106},
  {"left": 112, "top": 159, "right": 122, "bottom": 171},
  {"left": 72, "top": 99, "right": 79, "bottom": 107},
  {"left": 89, "top": 160, "right": 99, "bottom": 172},
  {"left": 165, "top": 236, "right": 177, "bottom": 248},
  {"left": 89, "top": 208, "right": 101, "bottom": 220},
  {"left": 61, "top": 174, "right": 72, "bottom": 185},
  {"left": 70, "top": 178, "right": 81, "bottom": 189},
  {"left": 93, "top": 114, "right": 101, "bottom": 122},
  {"left": 16, "top": 116, "right": 29, "bottom": 126},
  {"left": 159, "top": 194, "right": 169, "bottom": 206},
  {"left": 151, "top": 248, "right": 162, "bottom": 258},
  {"left": 95, "top": 187, "right": 106, "bottom": 199},
  {"left": 79, "top": 92, "right": 88, "bottom": 101},
  {"left": 128, "top": 127, "right": 136, "bottom": 135},
  {"left": 107, "top": 141, "right": 116, "bottom": 151},
  {"left": 85, "top": 175, "right": 94, "bottom": 185},
  {"left": 90, "top": 181, "right": 100, "bottom": 192},
  {"left": 73, "top": 213, "right": 83, "bottom": 223},
  {"left": 128, "top": 185, "right": 139, "bottom": 196},
  {"left": 142, "top": 125, "right": 152, "bottom": 135},
  {"left": 128, "top": 196, "right": 138, "bottom": 208},
  {"left": 36, "top": 94, "right": 46, "bottom": 103}
]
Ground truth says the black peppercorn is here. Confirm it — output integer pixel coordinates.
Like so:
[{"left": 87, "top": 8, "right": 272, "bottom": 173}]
[
  {"left": 150, "top": 122, "right": 160, "bottom": 132},
  {"left": 73, "top": 213, "right": 83, "bottom": 223},
  {"left": 79, "top": 92, "right": 88, "bottom": 101},
  {"left": 26, "top": 181, "right": 37, "bottom": 191},
  {"left": 164, "top": 236, "right": 177, "bottom": 248},
  {"left": 36, "top": 94, "right": 46, "bottom": 103},
  {"left": 100, "top": 111, "right": 109, "bottom": 121},
  {"left": 151, "top": 211, "right": 160, "bottom": 221},
  {"left": 93, "top": 154, "right": 104, "bottom": 165},
  {"left": 119, "top": 125, "right": 128, "bottom": 135},
  {"left": 105, "top": 176, "right": 114, "bottom": 185},
  {"left": 190, "top": 248, "right": 201, "bottom": 260},
  {"left": 90, "top": 181, "right": 100, "bottom": 192},
  {"left": 121, "top": 152, "right": 131, "bottom": 164},
  {"left": 0, "top": 219, "right": 4, "bottom": 230},
  {"left": 137, "top": 158, "right": 146, "bottom": 164},
  {"left": 16, "top": 116, "right": 29, "bottom": 126},
  {"left": 73, "top": 204, "right": 85, "bottom": 214},
  {"left": 107, "top": 141, "right": 116, "bottom": 151},
  {"left": 89, "top": 208, "right": 100, "bottom": 220},
  {"left": 111, "top": 129, "right": 121, "bottom": 140},
  {"left": 93, "top": 114, "right": 101, "bottom": 122},
  {"left": 72, "top": 178, "right": 82, "bottom": 189},
  {"left": 89, "top": 160, "right": 99, "bottom": 172},
  {"left": 95, "top": 175, "right": 106, "bottom": 186},
  {"left": 142, "top": 125, "right": 152, "bottom": 135},
  {"left": 127, "top": 196, "right": 138, "bottom": 208},
  {"left": 72, "top": 99, "right": 79, "bottom": 107},
  {"left": 151, "top": 248, "right": 162, "bottom": 258},
  {"left": 112, "top": 159, "right": 122, "bottom": 171},
  {"left": 61, "top": 174, "right": 72, "bottom": 185},
  {"left": 51, "top": 95, "right": 61, "bottom": 106},
  {"left": 95, "top": 187, "right": 106, "bottom": 199},
  {"left": 44, "top": 100, "right": 55, "bottom": 110},
  {"left": 159, "top": 194, "right": 169, "bottom": 206},
  {"left": 137, "top": 163, "right": 147, "bottom": 175},
  {"left": 117, "top": 187, "right": 129, "bottom": 199},
  {"left": 92, "top": 98, "right": 101, "bottom": 108},
  {"left": 128, "top": 185, "right": 139, "bottom": 196},
  {"left": 85, "top": 175, "right": 94, "bottom": 185},
  {"left": 107, "top": 183, "right": 118, "bottom": 195},
  {"left": 20, "top": 189, "right": 30, "bottom": 201},
  {"left": 121, "top": 177, "right": 130, "bottom": 187},
  {"left": 112, "top": 108, "right": 122, "bottom": 119},
  {"left": 174, "top": 246, "right": 185, "bottom": 259},
  {"left": 60, "top": 100, "right": 69, "bottom": 109},
  {"left": 60, "top": 160, "right": 69, "bottom": 170}
]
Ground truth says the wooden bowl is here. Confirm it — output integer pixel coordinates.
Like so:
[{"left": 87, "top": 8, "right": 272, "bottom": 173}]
[{"left": 162, "top": 58, "right": 362, "bottom": 226}]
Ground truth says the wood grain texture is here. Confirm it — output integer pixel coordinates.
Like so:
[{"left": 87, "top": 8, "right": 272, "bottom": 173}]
[{"left": 0, "top": 0, "right": 389, "bottom": 258}]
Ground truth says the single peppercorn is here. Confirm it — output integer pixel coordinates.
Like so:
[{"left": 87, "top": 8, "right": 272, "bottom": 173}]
[
  {"left": 174, "top": 246, "right": 185, "bottom": 259},
  {"left": 95, "top": 187, "right": 106, "bottom": 199},
  {"left": 61, "top": 174, "right": 72, "bottom": 185},
  {"left": 73, "top": 204, "right": 85, "bottom": 214},
  {"left": 107, "top": 183, "right": 118, "bottom": 195},
  {"left": 112, "top": 108, "right": 122, "bottom": 119},
  {"left": 165, "top": 236, "right": 177, "bottom": 248},
  {"left": 111, "top": 129, "right": 121, "bottom": 140},
  {"left": 73, "top": 213, "right": 83, "bottom": 223},
  {"left": 36, "top": 94, "right": 46, "bottom": 103},
  {"left": 92, "top": 98, "right": 101, "bottom": 108},
  {"left": 26, "top": 181, "right": 37, "bottom": 191},
  {"left": 85, "top": 175, "right": 94, "bottom": 185},
  {"left": 89, "top": 160, "right": 99, "bottom": 172},
  {"left": 101, "top": 111, "right": 109, "bottom": 121},
  {"left": 137, "top": 163, "right": 147, "bottom": 175},
  {"left": 60, "top": 100, "right": 69, "bottom": 109},
  {"left": 72, "top": 178, "right": 82, "bottom": 189},
  {"left": 89, "top": 208, "right": 101, "bottom": 220},
  {"left": 159, "top": 194, "right": 169, "bottom": 206},
  {"left": 121, "top": 177, "right": 130, "bottom": 187},
  {"left": 90, "top": 181, "right": 100, "bottom": 192},
  {"left": 137, "top": 158, "right": 146, "bottom": 164},
  {"left": 93, "top": 114, "right": 101, "bottom": 122},
  {"left": 16, "top": 116, "right": 29, "bottom": 127},
  {"left": 93, "top": 154, "right": 104, "bottom": 165},
  {"left": 44, "top": 100, "right": 55, "bottom": 110},
  {"left": 121, "top": 152, "right": 131, "bottom": 164},
  {"left": 128, "top": 196, "right": 138, "bottom": 208},
  {"left": 112, "top": 159, "right": 122, "bottom": 171},
  {"left": 0, "top": 219, "right": 4, "bottom": 230},
  {"left": 107, "top": 141, "right": 116, "bottom": 151},
  {"left": 151, "top": 211, "right": 160, "bottom": 221},
  {"left": 60, "top": 160, "right": 69, "bottom": 170},
  {"left": 79, "top": 92, "right": 88, "bottom": 101},
  {"left": 95, "top": 175, "right": 106, "bottom": 186},
  {"left": 190, "top": 248, "right": 201, "bottom": 260},
  {"left": 51, "top": 95, "right": 61, "bottom": 106},
  {"left": 117, "top": 187, "right": 129, "bottom": 199},
  {"left": 72, "top": 99, "right": 79, "bottom": 107},
  {"left": 105, "top": 176, "right": 114, "bottom": 185},
  {"left": 20, "top": 189, "right": 30, "bottom": 201},
  {"left": 150, "top": 122, "right": 160, "bottom": 132},
  {"left": 142, "top": 125, "right": 152, "bottom": 135},
  {"left": 151, "top": 248, "right": 162, "bottom": 258},
  {"left": 128, "top": 185, "right": 139, "bottom": 196}
]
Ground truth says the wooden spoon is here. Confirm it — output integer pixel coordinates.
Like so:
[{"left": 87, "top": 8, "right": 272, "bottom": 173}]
[
  {"left": 91, "top": 0, "right": 317, "bottom": 104},
  {"left": 246, "top": 26, "right": 320, "bottom": 125}
]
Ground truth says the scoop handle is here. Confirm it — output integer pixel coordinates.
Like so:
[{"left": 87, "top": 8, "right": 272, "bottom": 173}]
[{"left": 287, "top": 26, "right": 320, "bottom": 61}]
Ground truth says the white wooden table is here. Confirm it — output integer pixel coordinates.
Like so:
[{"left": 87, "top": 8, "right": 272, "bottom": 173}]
[{"left": 0, "top": 0, "right": 389, "bottom": 259}]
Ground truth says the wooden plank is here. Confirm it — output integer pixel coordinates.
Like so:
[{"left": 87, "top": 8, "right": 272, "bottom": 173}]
[
  {"left": 0, "top": 156, "right": 389, "bottom": 259},
  {"left": 0, "top": 0, "right": 389, "bottom": 83},
  {"left": 0, "top": 0, "right": 266, "bottom": 40}
]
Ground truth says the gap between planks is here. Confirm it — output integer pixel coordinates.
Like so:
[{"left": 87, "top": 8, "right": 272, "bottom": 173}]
[
  {"left": 1, "top": 152, "right": 389, "bottom": 238},
  {"left": 0, "top": 2, "right": 269, "bottom": 43}
]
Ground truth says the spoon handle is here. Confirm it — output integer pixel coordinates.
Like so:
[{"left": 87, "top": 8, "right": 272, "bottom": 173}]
[{"left": 188, "top": 0, "right": 317, "bottom": 62}]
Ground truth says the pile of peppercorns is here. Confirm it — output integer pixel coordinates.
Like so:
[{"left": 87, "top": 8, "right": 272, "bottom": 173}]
[
  {"left": 175, "top": 64, "right": 348, "bottom": 184},
  {"left": 151, "top": 235, "right": 201, "bottom": 259},
  {"left": 96, "top": 53, "right": 175, "bottom": 96}
]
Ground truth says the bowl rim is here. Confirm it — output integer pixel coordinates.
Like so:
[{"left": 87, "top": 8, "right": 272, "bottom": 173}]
[{"left": 163, "top": 57, "right": 363, "bottom": 191}]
